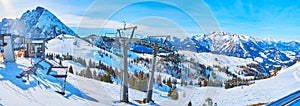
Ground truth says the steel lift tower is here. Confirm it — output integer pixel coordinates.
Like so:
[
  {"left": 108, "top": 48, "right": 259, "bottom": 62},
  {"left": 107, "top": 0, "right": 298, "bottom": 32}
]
[
  {"left": 136, "top": 35, "right": 174, "bottom": 103},
  {"left": 117, "top": 25, "right": 137, "bottom": 103}
]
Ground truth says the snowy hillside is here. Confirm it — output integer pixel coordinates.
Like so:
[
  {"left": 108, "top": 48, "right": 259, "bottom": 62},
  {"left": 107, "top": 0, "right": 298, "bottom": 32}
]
[
  {"left": 0, "top": 58, "right": 100, "bottom": 106},
  {"left": 178, "top": 50, "right": 263, "bottom": 79},
  {"left": 0, "top": 4, "right": 299, "bottom": 106},
  {"left": 137, "top": 61, "right": 300, "bottom": 106},
  {"left": 92, "top": 32, "right": 300, "bottom": 73},
  {"left": 0, "top": 58, "right": 153, "bottom": 106},
  {"left": 0, "top": 6, "right": 75, "bottom": 39},
  {"left": 46, "top": 34, "right": 141, "bottom": 70},
  {"left": 195, "top": 61, "right": 300, "bottom": 105},
  {"left": 1, "top": 57, "right": 300, "bottom": 105},
  {"left": 64, "top": 34, "right": 271, "bottom": 80}
]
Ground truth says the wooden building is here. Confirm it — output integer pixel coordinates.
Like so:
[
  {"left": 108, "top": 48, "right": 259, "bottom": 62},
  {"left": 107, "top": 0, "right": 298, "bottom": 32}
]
[{"left": 24, "top": 39, "right": 45, "bottom": 58}]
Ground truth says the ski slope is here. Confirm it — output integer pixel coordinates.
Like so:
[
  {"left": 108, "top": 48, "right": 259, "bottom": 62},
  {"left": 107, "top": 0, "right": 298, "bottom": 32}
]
[
  {"left": 10, "top": 34, "right": 295, "bottom": 105},
  {"left": 0, "top": 58, "right": 100, "bottom": 106},
  {"left": 1, "top": 57, "right": 300, "bottom": 105},
  {"left": 186, "top": 62, "right": 300, "bottom": 105},
  {"left": 46, "top": 34, "right": 105, "bottom": 61},
  {"left": 178, "top": 50, "right": 258, "bottom": 79},
  {"left": 46, "top": 34, "right": 143, "bottom": 70}
]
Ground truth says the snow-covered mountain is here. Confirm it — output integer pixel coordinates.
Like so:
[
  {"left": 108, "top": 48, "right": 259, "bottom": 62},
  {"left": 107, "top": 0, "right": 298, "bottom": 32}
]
[
  {"left": 86, "top": 31, "right": 299, "bottom": 75},
  {"left": 191, "top": 32, "right": 284, "bottom": 59},
  {"left": 0, "top": 6, "right": 75, "bottom": 39},
  {"left": 164, "top": 32, "right": 300, "bottom": 71},
  {"left": 92, "top": 31, "right": 299, "bottom": 72}
]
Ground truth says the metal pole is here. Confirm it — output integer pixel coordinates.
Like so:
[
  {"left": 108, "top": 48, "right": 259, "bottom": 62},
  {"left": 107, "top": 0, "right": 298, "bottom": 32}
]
[
  {"left": 117, "top": 25, "right": 137, "bottom": 103},
  {"left": 61, "top": 70, "right": 67, "bottom": 95},
  {"left": 145, "top": 45, "right": 158, "bottom": 103},
  {"left": 121, "top": 39, "right": 129, "bottom": 103}
]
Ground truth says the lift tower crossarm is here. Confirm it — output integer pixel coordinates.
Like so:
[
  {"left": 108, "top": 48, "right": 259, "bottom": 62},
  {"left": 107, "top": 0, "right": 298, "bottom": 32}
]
[
  {"left": 147, "top": 35, "right": 170, "bottom": 44},
  {"left": 117, "top": 26, "right": 137, "bottom": 39}
]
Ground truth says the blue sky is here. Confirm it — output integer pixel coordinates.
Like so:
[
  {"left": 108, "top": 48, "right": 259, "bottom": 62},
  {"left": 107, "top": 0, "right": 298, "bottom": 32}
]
[
  {"left": 0, "top": 0, "right": 299, "bottom": 40},
  {"left": 204, "top": 0, "right": 300, "bottom": 41}
]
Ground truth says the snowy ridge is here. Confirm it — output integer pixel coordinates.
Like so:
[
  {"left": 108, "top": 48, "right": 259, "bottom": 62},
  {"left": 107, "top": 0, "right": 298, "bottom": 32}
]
[
  {"left": 161, "top": 32, "right": 300, "bottom": 71},
  {"left": 121, "top": 31, "right": 299, "bottom": 72}
]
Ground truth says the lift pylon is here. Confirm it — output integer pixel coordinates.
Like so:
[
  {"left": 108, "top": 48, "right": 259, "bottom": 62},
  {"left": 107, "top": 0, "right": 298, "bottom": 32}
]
[{"left": 117, "top": 25, "right": 137, "bottom": 103}]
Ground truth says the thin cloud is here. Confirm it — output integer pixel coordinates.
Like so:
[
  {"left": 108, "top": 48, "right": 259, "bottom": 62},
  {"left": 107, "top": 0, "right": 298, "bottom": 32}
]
[{"left": 60, "top": 14, "right": 125, "bottom": 29}]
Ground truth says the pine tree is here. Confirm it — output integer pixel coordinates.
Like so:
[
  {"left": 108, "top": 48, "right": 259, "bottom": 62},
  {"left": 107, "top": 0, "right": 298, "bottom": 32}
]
[
  {"left": 92, "top": 70, "right": 97, "bottom": 79},
  {"left": 97, "top": 74, "right": 101, "bottom": 81},
  {"left": 129, "top": 76, "right": 136, "bottom": 89},
  {"left": 104, "top": 73, "right": 113, "bottom": 83},
  {"left": 69, "top": 66, "right": 73, "bottom": 74},
  {"left": 163, "top": 78, "right": 166, "bottom": 84},
  {"left": 88, "top": 59, "right": 92, "bottom": 68},
  {"left": 156, "top": 74, "right": 162, "bottom": 86},
  {"left": 85, "top": 68, "right": 92, "bottom": 78},
  {"left": 59, "top": 60, "right": 62, "bottom": 65},
  {"left": 69, "top": 55, "right": 73, "bottom": 60},
  {"left": 198, "top": 80, "right": 202, "bottom": 87},
  {"left": 181, "top": 79, "right": 184, "bottom": 86},
  {"left": 92, "top": 61, "right": 95, "bottom": 68},
  {"left": 188, "top": 101, "right": 192, "bottom": 106},
  {"left": 82, "top": 58, "right": 87, "bottom": 66},
  {"left": 107, "top": 73, "right": 113, "bottom": 83},
  {"left": 167, "top": 77, "right": 172, "bottom": 88},
  {"left": 203, "top": 80, "right": 208, "bottom": 87},
  {"left": 225, "top": 82, "right": 230, "bottom": 89},
  {"left": 79, "top": 70, "right": 84, "bottom": 76},
  {"left": 189, "top": 81, "right": 193, "bottom": 85},
  {"left": 172, "top": 78, "right": 177, "bottom": 85},
  {"left": 101, "top": 74, "right": 105, "bottom": 81}
]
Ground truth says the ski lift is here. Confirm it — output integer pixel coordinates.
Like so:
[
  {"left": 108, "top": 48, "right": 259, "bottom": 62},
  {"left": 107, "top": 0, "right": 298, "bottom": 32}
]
[
  {"left": 103, "top": 36, "right": 115, "bottom": 42},
  {"left": 45, "top": 59, "right": 68, "bottom": 95},
  {"left": 73, "top": 40, "right": 77, "bottom": 45},
  {"left": 16, "top": 59, "right": 44, "bottom": 82},
  {"left": 24, "top": 38, "right": 46, "bottom": 58},
  {"left": 0, "top": 35, "right": 7, "bottom": 46}
]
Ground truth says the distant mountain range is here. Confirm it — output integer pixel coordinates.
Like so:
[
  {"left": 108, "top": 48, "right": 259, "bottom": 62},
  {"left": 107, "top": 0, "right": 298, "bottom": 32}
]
[
  {"left": 169, "top": 32, "right": 300, "bottom": 70},
  {"left": 0, "top": 6, "right": 75, "bottom": 39},
  {"left": 91, "top": 32, "right": 299, "bottom": 72}
]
